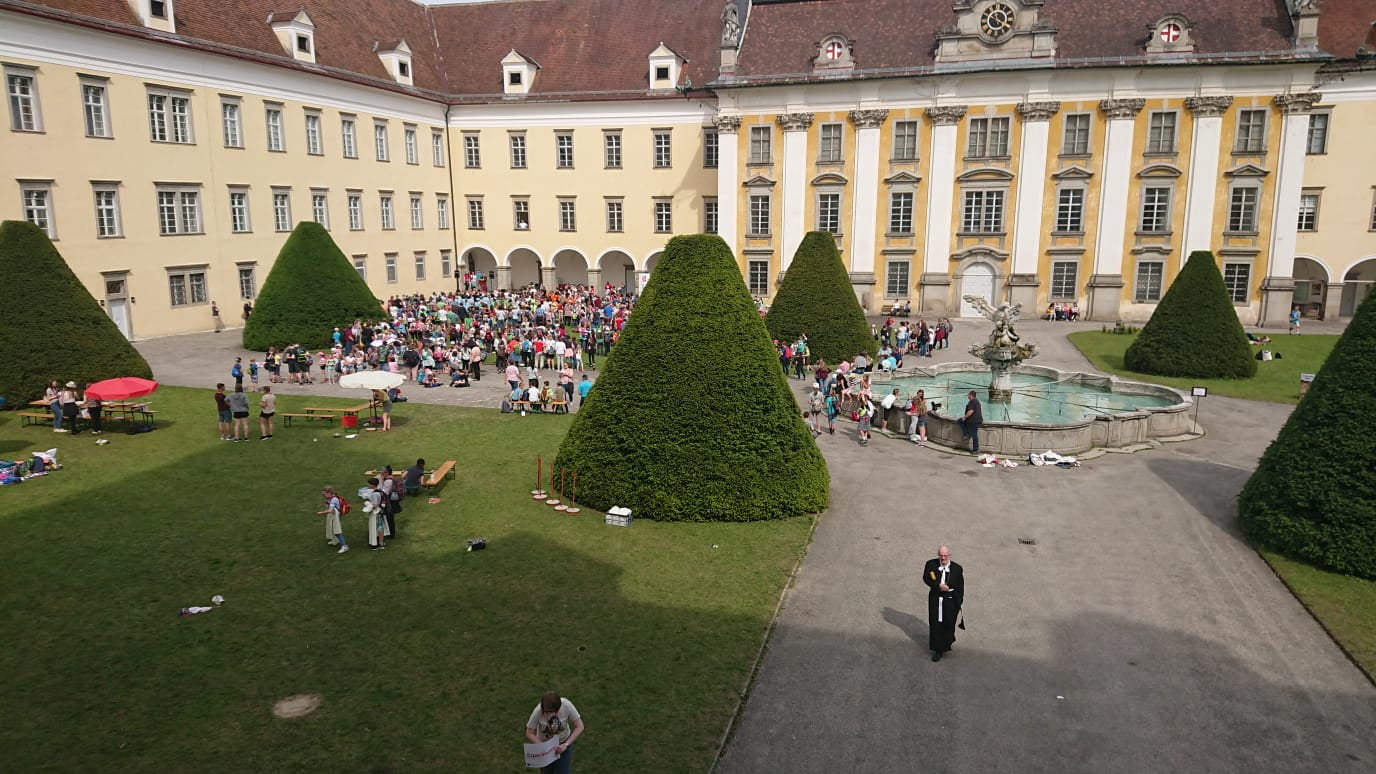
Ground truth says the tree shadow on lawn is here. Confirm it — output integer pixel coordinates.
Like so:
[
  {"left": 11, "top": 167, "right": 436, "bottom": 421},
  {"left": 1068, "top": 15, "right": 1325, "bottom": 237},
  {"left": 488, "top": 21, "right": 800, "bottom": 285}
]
[{"left": 0, "top": 430, "right": 803, "bottom": 774}]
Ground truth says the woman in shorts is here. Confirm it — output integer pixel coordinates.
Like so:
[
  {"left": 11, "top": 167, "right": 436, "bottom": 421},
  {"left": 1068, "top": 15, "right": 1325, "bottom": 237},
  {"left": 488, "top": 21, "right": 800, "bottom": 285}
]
[{"left": 258, "top": 386, "right": 276, "bottom": 440}]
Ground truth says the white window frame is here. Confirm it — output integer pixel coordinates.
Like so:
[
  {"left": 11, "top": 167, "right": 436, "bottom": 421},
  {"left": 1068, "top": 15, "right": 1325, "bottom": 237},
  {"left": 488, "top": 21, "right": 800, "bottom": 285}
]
[
  {"left": 653, "top": 198, "right": 673, "bottom": 234},
  {"left": 374, "top": 120, "right": 390, "bottom": 162},
  {"left": 155, "top": 183, "right": 202, "bottom": 235},
  {"left": 1061, "top": 113, "right": 1091, "bottom": 156},
  {"left": 1223, "top": 262, "right": 1251, "bottom": 304},
  {"left": 409, "top": 194, "right": 423, "bottom": 230},
  {"left": 748, "top": 192, "right": 772, "bottom": 237},
  {"left": 1134, "top": 260, "right": 1165, "bottom": 303},
  {"left": 432, "top": 130, "right": 445, "bottom": 167},
  {"left": 888, "top": 190, "right": 915, "bottom": 235},
  {"left": 80, "top": 77, "right": 111, "bottom": 138},
  {"left": 605, "top": 198, "right": 623, "bottom": 233},
  {"left": 1235, "top": 109, "right": 1267, "bottom": 153},
  {"left": 1054, "top": 187, "right": 1085, "bottom": 234},
  {"left": 467, "top": 197, "right": 485, "bottom": 230},
  {"left": 968, "top": 116, "right": 1011, "bottom": 158},
  {"left": 221, "top": 97, "right": 242, "bottom": 148},
  {"left": 271, "top": 188, "right": 292, "bottom": 232},
  {"left": 385, "top": 253, "right": 398, "bottom": 284},
  {"left": 237, "top": 263, "right": 257, "bottom": 300},
  {"left": 311, "top": 189, "right": 329, "bottom": 229},
  {"left": 1306, "top": 113, "right": 1329, "bottom": 155},
  {"left": 228, "top": 186, "right": 250, "bottom": 234},
  {"left": 463, "top": 132, "right": 480, "bottom": 168},
  {"left": 380, "top": 193, "right": 395, "bottom": 230},
  {"left": 147, "top": 87, "right": 193, "bottom": 144},
  {"left": 1226, "top": 185, "right": 1259, "bottom": 234},
  {"left": 556, "top": 132, "right": 574, "bottom": 169},
  {"left": 747, "top": 258, "right": 770, "bottom": 295},
  {"left": 603, "top": 130, "right": 623, "bottom": 168},
  {"left": 304, "top": 110, "right": 322, "bottom": 155},
  {"left": 893, "top": 120, "right": 919, "bottom": 161},
  {"left": 704, "top": 130, "right": 719, "bottom": 168},
  {"left": 818, "top": 123, "right": 843, "bottom": 163},
  {"left": 6, "top": 65, "right": 42, "bottom": 132},
  {"left": 703, "top": 196, "right": 719, "bottom": 234},
  {"left": 436, "top": 195, "right": 450, "bottom": 230},
  {"left": 92, "top": 183, "right": 122, "bottom": 238},
  {"left": 509, "top": 132, "right": 527, "bottom": 169},
  {"left": 414, "top": 250, "right": 426, "bottom": 281},
  {"left": 20, "top": 180, "right": 55, "bottom": 237},
  {"left": 1146, "top": 111, "right": 1178, "bottom": 154},
  {"left": 353, "top": 255, "right": 368, "bottom": 281},
  {"left": 885, "top": 259, "right": 910, "bottom": 299},
  {"left": 1050, "top": 260, "right": 1078, "bottom": 300},
  {"left": 1297, "top": 191, "right": 1320, "bottom": 232},
  {"left": 341, "top": 115, "right": 357, "bottom": 158},
  {"left": 347, "top": 191, "right": 363, "bottom": 231},
  {"left": 404, "top": 124, "right": 418, "bottom": 165},
  {"left": 960, "top": 189, "right": 1005, "bottom": 233},
  {"left": 264, "top": 104, "right": 284, "bottom": 152},
  {"left": 513, "top": 199, "right": 530, "bottom": 230},
  {"left": 440, "top": 249, "right": 453, "bottom": 278},
  {"left": 559, "top": 198, "right": 577, "bottom": 232},
  {"left": 1140, "top": 185, "right": 1173, "bottom": 233},
  {"left": 816, "top": 190, "right": 842, "bottom": 235},
  {"left": 651, "top": 128, "right": 672, "bottom": 168},
  {"left": 167, "top": 266, "right": 209, "bottom": 307},
  {"left": 749, "top": 126, "right": 771, "bottom": 164}
]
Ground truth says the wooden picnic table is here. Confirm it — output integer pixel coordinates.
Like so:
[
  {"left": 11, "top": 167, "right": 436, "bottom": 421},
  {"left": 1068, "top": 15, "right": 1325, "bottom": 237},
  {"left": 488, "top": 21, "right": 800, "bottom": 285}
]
[{"left": 304, "top": 402, "right": 375, "bottom": 416}]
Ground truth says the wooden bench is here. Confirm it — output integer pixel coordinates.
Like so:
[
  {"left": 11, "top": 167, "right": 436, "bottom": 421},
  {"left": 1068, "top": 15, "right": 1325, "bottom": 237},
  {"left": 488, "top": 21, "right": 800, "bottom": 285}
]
[
  {"left": 18, "top": 411, "right": 52, "bottom": 427},
  {"left": 880, "top": 303, "right": 911, "bottom": 318},
  {"left": 421, "top": 460, "right": 457, "bottom": 489},
  {"left": 282, "top": 412, "right": 336, "bottom": 427},
  {"left": 511, "top": 400, "right": 569, "bottom": 414}
]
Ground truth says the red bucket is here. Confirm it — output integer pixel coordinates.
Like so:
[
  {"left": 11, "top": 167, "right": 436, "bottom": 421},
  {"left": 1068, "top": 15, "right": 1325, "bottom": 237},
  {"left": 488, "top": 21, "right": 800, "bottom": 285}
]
[{"left": 340, "top": 414, "right": 359, "bottom": 429}]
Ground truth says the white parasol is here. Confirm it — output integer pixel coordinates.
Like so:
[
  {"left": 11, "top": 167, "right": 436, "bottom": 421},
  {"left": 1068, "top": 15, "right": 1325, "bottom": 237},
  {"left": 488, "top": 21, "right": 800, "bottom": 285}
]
[{"left": 338, "top": 370, "right": 404, "bottom": 390}]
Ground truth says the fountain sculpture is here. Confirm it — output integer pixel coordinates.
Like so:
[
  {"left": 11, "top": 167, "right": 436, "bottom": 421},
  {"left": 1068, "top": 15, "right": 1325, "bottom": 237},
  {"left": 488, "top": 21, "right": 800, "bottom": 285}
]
[{"left": 962, "top": 295, "right": 1039, "bottom": 402}]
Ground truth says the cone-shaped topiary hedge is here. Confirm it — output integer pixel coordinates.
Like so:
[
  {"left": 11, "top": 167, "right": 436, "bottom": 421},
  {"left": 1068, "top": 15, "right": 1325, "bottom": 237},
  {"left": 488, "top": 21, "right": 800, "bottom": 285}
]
[
  {"left": 554, "top": 234, "right": 829, "bottom": 522},
  {"left": 1123, "top": 251, "right": 1256, "bottom": 378},
  {"left": 1237, "top": 290, "right": 1376, "bottom": 579},
  {"left": 242, "top": 222, "right": 380, "bottom": 350},
  {"left": 0, "top": 220, "right": 153, "bottom": 403},
  {"left": 764, "top": 231, "right": 876, "bottom": 364}
]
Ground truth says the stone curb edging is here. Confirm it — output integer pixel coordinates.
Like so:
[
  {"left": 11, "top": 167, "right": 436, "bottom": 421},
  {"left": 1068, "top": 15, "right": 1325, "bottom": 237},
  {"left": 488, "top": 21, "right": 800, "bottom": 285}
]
[{"left": 1257, "top": 552, "right": 1376, "bottom": 689}]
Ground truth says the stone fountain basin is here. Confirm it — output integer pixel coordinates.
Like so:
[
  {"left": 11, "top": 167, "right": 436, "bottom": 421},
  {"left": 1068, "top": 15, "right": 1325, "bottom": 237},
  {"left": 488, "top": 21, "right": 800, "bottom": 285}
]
[{"left": 873, "top": 362, "right": 1196, "bottom": 456}]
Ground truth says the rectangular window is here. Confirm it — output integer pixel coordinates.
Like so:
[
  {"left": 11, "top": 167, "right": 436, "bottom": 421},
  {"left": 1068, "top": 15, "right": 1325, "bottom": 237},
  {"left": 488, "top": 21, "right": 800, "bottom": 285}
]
[
  {"left": 305, "top": 111, "right": 322, "bottom": 155},
  {"left": 410, "top": 195, "right": 424, "bottom": 230},
  {"left": 704, "top": 130, "right": 719, "bottom": 168},
  {"left": 414, "top": 251, "right": 426, "bottom": 281},
  {"left": 1235, "top": 109, "right": 1267, "bottom": 153},
  {"left": 513, "top": 199, "right": 530, "bottom": 230},
  {"left": 961, "top": 190, "right": 1005, "bottom": 233},
  {"left": 238, "top": 265, "right": 256, "bottom": 300},
  {"left": 385, "top": 253, "right": 398, "bottom": 284},
  {"left": 440, "top": 249, "right": 452, "bottom": 278},
  {"left": 559, "top": 199, "right": 577, "bottom": 231},
  {"left": 1306, "top": 113, "right": 1329, "bottom": 155},
  {"left": 605, "top": 199, "right": 623, "bottom": 232},
  {"left": 147, "top": 89, "right": 192, "bottom": 143},
  {"left": 1227, "top": 186, "right": 1259, "bottom": 233},
  {"left": 82, "top": 81, "right": 110, "bottom": 138},
  {"left": 167, "top": 269, "right": 208, "bottom": 307},
  {"left": 347, "top": 192, "right": 363, "bottom": 230},
  {"left": 654, "top": 199, "right": 672, "bottom": 233},
  {"left": 653, "top": 129, "right": 672, "bottom": 168},
  {"left": 93, "top": 186, "right": 122, "bottom": 238},
  {"left": 6, "top": 68, "right": 40, "bottom": 131},
  {"left": 433, "top": 131, "right": 445, "bottom": 166},
  {"left": 155, "top": 186, "right": 202, "bottom": 235},
  {"left": 1054, "top": 188, "right": 1084, "bottom": 233},
  {"left": 1134, "top": 261, "right": 1164, "bottom": 303},
  {"left": 703, "top": 197, "right": 718, "bottom": 234},
  {"left": 556, "top": 132, "right": 574, "bottom": 168},
  {"left": 747, "top": 259, "right": 770, "bottom": 295},
  {"left": 817, "top": 192, "right": 841, "bottom": 234},
  {"left": 311, "top": 191, "right": 329, "bottom": 228},
  {"left": 889, "top": 191, "right": 914, "bottom": 234},
  {"left": 221, "top": 100, "right": 241, "bottom": 148},
  {"left": 467, "top": 198, "right": 485, "bottom": 230},
  {"left": 380, "top": 193, "right": 394, "bottom": 229},
  {"left": 1147, "top": 111, "right": 1177, "bottom": 154},
  {"left": 228, "top": 188, "right": 250, "bottom": 233},
  {"left": 1140, "top": 186, "right": 1172, "bottom": 233},
  {"left": 749, "top": 125, "right": 771, "bottom": 164},
  {"left": 604, "top": 131, "right": 622, "bottom": 168},
  {"left": 437, "top": 196, "right": 450, "bottom": 230},
  {"left": 404, "top": 126, "right": 418, "bottom": 165},
  {"left": 353, "top": 255, "right": 367, "bottom": 281},
  {"left": 272, "top": 189, "right": 291, "bottom": 232},
  {"left": 749, "top": 194, "right": 771, "bottom": 236},
  {"left": 1297, "top": 192, "right": 1319, "bottom": 232},
  {"left": 509, "top": 133, "right": 527, "bottom": 168},
  {"left": 341, "top": 116, "right": 357, "bottom": 158},
  {"left": 1062, "top": 114, "right": 1091, "bottom": 155},
  {"left": 1050, "top": 261, "right": 1078, "bottom": 299},
  {"left": 463, "top": 133, "right": 480, "bottom": 168},
  {"left": 1223, "top": 262, "right": 1251, "bottom": 303},
  {"left": 968, "top": 117, "right": 1010, "bottom": 157},
  {"left": 893, "top": 120, "right": 918, "bottom": 161},
  {"left": 264, "top": 105, "right": 284, "bottom": 151},
  {"left": 374, "top": 121, "right": 389, "bottom": 161},
  {"left": 21, "top": 184, "right": 53, "bottom": 236},
  {"left": 818, "top": 123, "right": 842, "bottom": 163},
  {"left": 885, "top": 260, "right": 910, "bottom": 299}
]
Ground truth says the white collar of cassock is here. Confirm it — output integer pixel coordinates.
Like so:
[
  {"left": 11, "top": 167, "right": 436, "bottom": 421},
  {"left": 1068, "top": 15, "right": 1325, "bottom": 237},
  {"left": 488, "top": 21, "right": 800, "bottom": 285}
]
[{"left": 938, "top": 563, "right": 950, "bottom": 572}]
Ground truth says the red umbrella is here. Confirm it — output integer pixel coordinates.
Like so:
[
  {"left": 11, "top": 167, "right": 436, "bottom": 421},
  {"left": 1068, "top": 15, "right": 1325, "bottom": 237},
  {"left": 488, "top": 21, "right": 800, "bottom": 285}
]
[{"left": 84, "top": 377, "right": 159, "bottom": 401}]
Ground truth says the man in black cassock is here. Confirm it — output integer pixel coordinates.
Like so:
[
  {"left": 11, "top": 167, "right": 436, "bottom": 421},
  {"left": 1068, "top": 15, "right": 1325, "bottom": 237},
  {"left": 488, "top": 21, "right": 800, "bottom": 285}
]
[{"left": 922, "top": 545, "right": 964, "bottom": 662}]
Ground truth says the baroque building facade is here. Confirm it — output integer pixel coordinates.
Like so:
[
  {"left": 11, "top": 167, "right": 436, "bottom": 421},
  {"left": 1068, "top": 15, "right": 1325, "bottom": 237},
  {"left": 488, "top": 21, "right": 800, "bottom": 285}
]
[{"left": 1, "top": 0, "right": 1374, "bottom": 337}]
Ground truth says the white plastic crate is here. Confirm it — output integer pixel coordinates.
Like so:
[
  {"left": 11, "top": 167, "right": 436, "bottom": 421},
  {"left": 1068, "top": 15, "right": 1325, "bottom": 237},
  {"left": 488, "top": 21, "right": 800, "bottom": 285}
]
[{"left": 605, "top": 506, "right": 633, "bottom": 527}]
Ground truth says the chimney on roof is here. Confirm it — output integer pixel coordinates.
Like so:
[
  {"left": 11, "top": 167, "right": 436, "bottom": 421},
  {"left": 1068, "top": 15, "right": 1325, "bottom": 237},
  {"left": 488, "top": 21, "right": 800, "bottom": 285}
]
[{"left": 1289, "top": 0, "right": 1320, "bottom": 51}]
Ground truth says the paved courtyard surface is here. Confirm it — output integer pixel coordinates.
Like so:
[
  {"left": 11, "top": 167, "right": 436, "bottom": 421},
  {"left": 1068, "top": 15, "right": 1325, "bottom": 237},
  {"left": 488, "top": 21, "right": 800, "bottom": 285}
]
[{"left": 137, "top": 319, "right": 1375, "bottom": 773}]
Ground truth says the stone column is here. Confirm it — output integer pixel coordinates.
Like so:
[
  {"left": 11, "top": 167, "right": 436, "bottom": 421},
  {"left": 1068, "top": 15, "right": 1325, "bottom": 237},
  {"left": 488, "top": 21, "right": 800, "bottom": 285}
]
[
  {"left": 1323, "top": 283, "right": 1343, "bottom": 321},
  {"left": 848, "top": 108, "right": 888, "bottom": 311},
  {"left": 920, "top": 105, "right": 967, "bottom": 314},
  {"left": 1261, "top": 92, "right": 1322, "bottom": 327},
  {"left": 496, "top": 264, "right": 512, "bottom": 290},
  {"left": 1181, "top": 96, "right": 1233, "bottom": 256},
  {"left": 541, "top": 264, "right": 557, "bottom": 289},
  {"left": 1087, "top": 98, "right": 1145, "bottom": 321},
  {"left": 777, "top": 112, "right": 814, "bottom": 271},
  {"left": 586, "top": 267, "right": 602, "bottom": 290},
  {"left": 1010, "top": 101, "right": 1060, "bottom": 311},
  {"left": 713, "top": 115, "right": 742, "bottom": 258}
]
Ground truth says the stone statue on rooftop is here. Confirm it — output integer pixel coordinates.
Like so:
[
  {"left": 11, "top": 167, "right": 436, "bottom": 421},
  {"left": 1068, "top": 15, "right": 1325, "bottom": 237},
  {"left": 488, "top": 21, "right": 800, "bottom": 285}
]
[{"left": 721, "top": 1, "right": 741, "bottom": 47}]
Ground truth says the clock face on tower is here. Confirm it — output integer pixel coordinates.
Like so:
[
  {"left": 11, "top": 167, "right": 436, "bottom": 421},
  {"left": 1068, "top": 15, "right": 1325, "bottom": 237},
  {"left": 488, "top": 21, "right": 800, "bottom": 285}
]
[{"left": 980, "top": 2, "right": 1016, "bottom": 39}]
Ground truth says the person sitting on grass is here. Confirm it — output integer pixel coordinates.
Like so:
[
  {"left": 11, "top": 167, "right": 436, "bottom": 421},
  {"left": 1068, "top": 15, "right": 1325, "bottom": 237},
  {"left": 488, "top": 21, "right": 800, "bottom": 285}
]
[
  {"left": 419, "top": 367, "right": 440, "bottom": 388},
  {"left": 1247, "top": 332, "right": 1273, "bottom": 346},
  {"left": 450, "top": 368, "right": 470, "bottom": 388}
]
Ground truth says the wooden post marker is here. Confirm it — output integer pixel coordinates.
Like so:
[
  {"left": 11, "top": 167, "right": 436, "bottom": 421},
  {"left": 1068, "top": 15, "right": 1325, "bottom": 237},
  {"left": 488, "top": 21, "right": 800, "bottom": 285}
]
[
  {"left": 565, "top": 470, "right": 581, "bottom": 514},
  {"left": 554, "top": 468, "right": 569, "bottom": 511},
  {"left": 531, "top": 455, "right": 547, "bottom": 499}
]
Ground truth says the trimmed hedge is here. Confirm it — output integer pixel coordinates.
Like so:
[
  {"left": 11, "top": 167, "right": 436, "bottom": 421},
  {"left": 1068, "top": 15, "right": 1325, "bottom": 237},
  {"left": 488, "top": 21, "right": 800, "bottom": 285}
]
[
  {"left": 0, "top": 220, "right": 153, "bottom": 404},
  {"left": 764, "top": 231, "right": 876, "bottom": 364},
  {"left": 242, "top": 222, "right": 380, "bottom": 350},
  {"left": 1124, "top": 251, "right": 1256, "bottom": 378},
  {"left": 1238, "top": 289, "right": 1376, "bottom": 579},
  {"left": 554, "top": 234, "right": 828, "bottom": 522}
]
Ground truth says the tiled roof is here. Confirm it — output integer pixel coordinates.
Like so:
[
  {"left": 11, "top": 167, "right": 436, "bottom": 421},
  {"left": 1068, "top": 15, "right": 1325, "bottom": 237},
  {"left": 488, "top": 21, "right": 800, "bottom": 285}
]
[
  {"left": 429, "top": 0, "right": 723, "bottom": 98},
  {"left": 1316, "top": 0, "right": 1376, "bottom": 60},
  {"left": 733, "top": 0, "right": 1301, "bottom": 80}
]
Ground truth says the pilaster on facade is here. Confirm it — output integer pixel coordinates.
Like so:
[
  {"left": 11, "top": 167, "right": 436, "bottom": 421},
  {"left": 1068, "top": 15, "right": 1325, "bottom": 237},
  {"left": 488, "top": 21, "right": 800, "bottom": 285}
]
[
  {"left": 1183, "top": 96, "right": 1235, "bottom": 117},
  {"left": 1262, "top": 91, "right": 1322, "bottom": 326},
  {"left": 1010, "top": 101, "right": 1060, "bottom": 310},
  {"left": 921, "top": 105, "right": 968, "bottom": 314},
  {"left": 848, "top": 109, "right": 888, "bottom": 303},
  {"left": 714, "top": 114, "right": 742, "bottom": 257},
  {"left": 496, "top": 265, "right": 513, "bottom": 290},
  {"left": 848, "top": 109, "right": 889, "bottom": 129},
  {"left": 1089, "top": 98, "right": 1144, "bottom": 320},
  {"left": 1181, "top": 96, "right": 1234, "bottom": 256},
  {"left": 924, "top": 105, "right": 969, "bottom": 126},
  {"left": 1098, "top": 98, "right": 1146, "bottom": 121},
  {"left": 778, "top": 112, "right": 814, "bottom": 270}
]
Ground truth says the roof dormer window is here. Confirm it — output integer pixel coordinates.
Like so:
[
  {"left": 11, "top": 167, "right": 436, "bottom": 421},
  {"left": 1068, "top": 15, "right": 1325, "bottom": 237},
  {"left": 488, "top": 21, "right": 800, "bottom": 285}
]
[
  {"left": 269, "top": 10, "right": 316, "bottom": 64},
  {"left": 1145, "top": 15, "right": 1196, "bottom": 54},
  {"left": 129, "top": 0, "right": 175, "bottom": 32},
  {"left": 150, "top": 0, "right": 167, "bottom": 18},
  {"left": 813, "top": 34, "right": 855, "bottom": 73},
  {"left": 648, "top": 43, "right": 685, "bottom": 91},
  {"left": 376, "top": 40, "right": 414, "bottom": 86},
  {"left": 509, "top": 72, "right": 522, "bottom": 86},
  {"left": 502, "top": 50, "right": 539, "bottom": 95}
]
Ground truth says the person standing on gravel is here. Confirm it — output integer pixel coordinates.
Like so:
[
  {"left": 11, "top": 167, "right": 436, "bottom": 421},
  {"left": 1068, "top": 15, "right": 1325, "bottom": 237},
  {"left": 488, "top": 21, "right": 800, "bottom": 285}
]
[{"left": 923, "top": 545, "right": 964, "bottom": 662}]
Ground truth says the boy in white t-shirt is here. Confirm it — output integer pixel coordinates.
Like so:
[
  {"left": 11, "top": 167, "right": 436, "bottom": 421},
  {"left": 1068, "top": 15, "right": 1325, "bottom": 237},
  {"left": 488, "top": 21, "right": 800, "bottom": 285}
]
[
  {"left": 316, "top": 486, "right": 349, "bottom": 554},
  {"left": 525, "top": 691, "right": 584, "bottom": 774}
]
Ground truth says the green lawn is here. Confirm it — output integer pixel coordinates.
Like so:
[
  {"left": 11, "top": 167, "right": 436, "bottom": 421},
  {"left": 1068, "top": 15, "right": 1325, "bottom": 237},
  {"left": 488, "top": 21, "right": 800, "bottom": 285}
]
[
  {"left": 1263, "top": 553, "right": 1376, "bottom": 681},
  {"left": 0, "top": 387, "right": 812, "bottom": 772},
  {"left": 1068, "top": 331, "right": 1339, "bottom": 403}
]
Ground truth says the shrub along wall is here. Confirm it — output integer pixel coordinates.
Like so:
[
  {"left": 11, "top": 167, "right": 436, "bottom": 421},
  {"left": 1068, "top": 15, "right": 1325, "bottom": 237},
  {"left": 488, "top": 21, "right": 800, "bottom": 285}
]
[
  {"left": 242, "top": 222, "right": 380, "bottom": 350},
  {"left": 1123, "top": 251, "right": 1256, "bottom": 378},
  {"left": 765, "top": 231, "right": 876, "bottom": 365},
  {"left": 0, "top": 220, "right": 153, "bottom": 403},
  {"left": 555, "top": 234, "right": 828, "bottom": 522}
]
